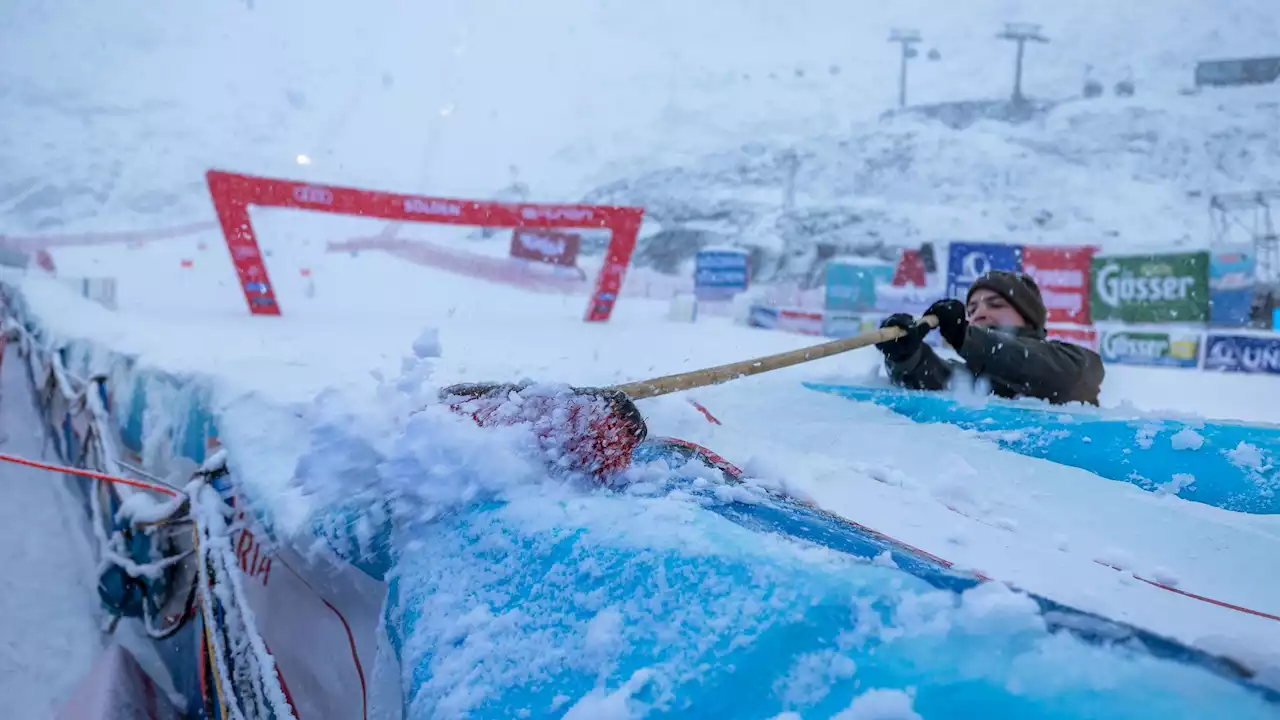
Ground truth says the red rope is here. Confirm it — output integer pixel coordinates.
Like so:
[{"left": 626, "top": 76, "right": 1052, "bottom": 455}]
[
  {"left": 687, "top": 398, "right": 722, "bottom": 425},
  {"left": 1093, "top": 561, "right": 1280, "bottom": 622},
  {"left": 1135, "top": 575, "right": 1280, "bottom": 622},
  {"left": 0, "top": 451, "right": 179, "bottom": 497}
]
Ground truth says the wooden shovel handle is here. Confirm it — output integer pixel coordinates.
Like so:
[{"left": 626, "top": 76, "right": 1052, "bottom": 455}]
[{"left": 612, "top": 315, "right": 938, "bottom": 401}]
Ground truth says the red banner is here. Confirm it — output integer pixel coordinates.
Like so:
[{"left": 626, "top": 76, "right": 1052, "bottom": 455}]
[
  {"left": 892, "top": 249, "right": 927, "bottom": 287},
  {"left": 34, "top": 249, "right": 56, "bottom": 274},
  {"left": 205, "top": 170, "right": 643, "bottom": 321},
  {"left": 1022, "top": 245, "right": 1096, "bottom": 324},
  {"left": 509, "top": 229, "right": 581, "bottom": 268},
  {"left": 777, "top": 309, "right": 824, "bottom": 335},
  {"left": 1046, "top": 324, "right": 1098, "bottom": 350}
]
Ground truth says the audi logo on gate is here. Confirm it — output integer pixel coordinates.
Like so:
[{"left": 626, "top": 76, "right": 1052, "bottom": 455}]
[
  {"left": 293, "top": 185, "right": 334, "bottom": 205},
  {"left": 232, "top": 244, "right": 261, "bottom": 260}
]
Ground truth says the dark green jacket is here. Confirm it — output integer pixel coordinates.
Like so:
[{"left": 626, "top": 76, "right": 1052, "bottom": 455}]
[{"left": 884, "top": 325, "right": 1105, "bottom": 406}]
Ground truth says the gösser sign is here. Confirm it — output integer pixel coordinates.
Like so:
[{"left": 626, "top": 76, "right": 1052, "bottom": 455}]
[
  {"left": 1090, "top": 252, "right": 1209, "bottom": 324},
  {"left": 1098, "top": 330, "right": 1200, "bottom": 368}
]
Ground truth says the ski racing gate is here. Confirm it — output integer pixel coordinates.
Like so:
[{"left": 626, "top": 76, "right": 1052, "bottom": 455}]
[
  {"left": 205, "top": 169, "right": 645, "bottom": 321},
  {"left": 11, "top": 169, "right": 1280, "bottom": 718}
]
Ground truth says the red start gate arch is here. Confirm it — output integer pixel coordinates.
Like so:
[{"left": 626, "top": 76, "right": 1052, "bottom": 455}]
[{"left": 205, "top": 169, "right": 645, "bottom": 321}]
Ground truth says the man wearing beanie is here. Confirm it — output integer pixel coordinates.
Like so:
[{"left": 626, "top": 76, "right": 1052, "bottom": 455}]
[{"left": 874, "top": 269, "right": 1104, "bottom": 406}]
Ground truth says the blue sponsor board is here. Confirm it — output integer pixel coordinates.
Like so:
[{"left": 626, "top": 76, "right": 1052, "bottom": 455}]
[
  {"left": 747, "top": 304, "right": 779, "bottom": 329},
  {"left": 695, "top": 248, "right": 749, "bottom": 301},
  {"left": 1204, "top": 334, "right": 1280, "bottom": 375},
  {"left": 1210, "top": 289, "right": 1255, "bottom": 326},
  {"left": 824, "top": 261, "right": 894, "bottom": 312},
  {"left": 946, "top": 242, "right": 1023, "bottom": 300},
  {"left": 1209, "top": 248, "right": 1256, "bottom": 326},
  {"left": 822, "top": 312, "right": 875, "bottom": 339}
]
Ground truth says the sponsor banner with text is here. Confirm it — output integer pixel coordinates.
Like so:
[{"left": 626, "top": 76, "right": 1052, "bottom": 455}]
[
  {"left": 229, "top": 502, "right": 390, "bottom": 719},
  {"left": 1090, "top": 251, "right": 1209, "bottom": 323},
  {"left": 1098, "top": 328, "right": 1201, "bottom": 368},
  {"left": 510, "top": 229, "right": 581, "bottom": 268},
  {"left": 946, "top": 241, "right": 1023, "bottom": 300},
  {"left": 1023, "top": 246, "right": 1095, "bottom": 325},
  {"left": 1209, "top": 247, "right": 1256, "bottom": 326},
  {"left": 825, "top": 260, "right": 894, "bottom": 312},
  {"left": 747, "top": 304, "right": 779, "bottom": 330},
  {"left": 695, "top": 248, "right": 750, "bottom": 301},
  {"left": 1047, "top": 324, "right": 1099, "bottom": 351},
  {"left": 777, "top": 308, "right": 824, "bottom": 336},
  {"left": 822, "top": 312, "right": 880, "bottom": 339},
  {"left": 1203, "top": 333, "right": 1280, "bottom": 375}
]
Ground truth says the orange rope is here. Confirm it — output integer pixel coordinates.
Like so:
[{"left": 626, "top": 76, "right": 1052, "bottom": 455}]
[{"left": 0, "top": 451, "right": 179, "bottom": 497}]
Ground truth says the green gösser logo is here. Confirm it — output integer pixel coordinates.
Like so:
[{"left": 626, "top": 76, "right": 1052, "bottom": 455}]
[{"left": 1090, "top": 252, "right": 1209, "bottom": 323}]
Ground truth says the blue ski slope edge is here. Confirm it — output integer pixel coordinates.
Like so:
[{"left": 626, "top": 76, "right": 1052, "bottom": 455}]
[
  {"left": 804, "top": 382, "right": 1280, "bottom": 515},
  {"left": 366, "top": 438, "right": 1278, "bottom": 719}
]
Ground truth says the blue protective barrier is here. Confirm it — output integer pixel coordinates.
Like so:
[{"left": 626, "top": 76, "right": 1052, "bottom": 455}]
[
  {"left": 371, "top": 438, "right": 1279, "bottom": 719},
  {"left": 803, "top": 383, "right": 1280, "bottom": 514},
  {"left": 178, "top": 396, "right": 216, "bottom": 465},
  {"left": 121, "top": 376, "right": 147, "bottom": 454}
]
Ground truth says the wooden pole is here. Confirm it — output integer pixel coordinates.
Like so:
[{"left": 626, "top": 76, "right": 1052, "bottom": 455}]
[{"left": 613, "top": 316, "right": 937, "bottom": 401}]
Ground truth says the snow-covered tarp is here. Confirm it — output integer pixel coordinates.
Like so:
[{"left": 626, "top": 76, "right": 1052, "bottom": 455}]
[{"left": 6, "top": 278, "right": 1280, "bottom": 719}]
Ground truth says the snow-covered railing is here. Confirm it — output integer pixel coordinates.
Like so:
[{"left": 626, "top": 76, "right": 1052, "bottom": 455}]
[
  {"left": 189, "top": 456, "right": 297, "bottom": 720},
  {"left": 8, "top": 315, "right": 190, "bottom": 636},
  {"left": 0, "top": 283, "right": 296, "bottom": 719}
]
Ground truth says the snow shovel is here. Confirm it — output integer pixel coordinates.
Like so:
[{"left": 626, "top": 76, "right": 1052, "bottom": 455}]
[{"left": 441, "top": 316, "right": 938, "bottom": 478}]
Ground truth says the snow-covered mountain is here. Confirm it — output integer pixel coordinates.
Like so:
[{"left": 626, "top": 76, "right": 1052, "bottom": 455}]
[
  {"left": 3, "top": 0, "right": 1278, "bottom": 271},
  {"left": 585, "top": 90, "right": 1280, "bottom": 280}
]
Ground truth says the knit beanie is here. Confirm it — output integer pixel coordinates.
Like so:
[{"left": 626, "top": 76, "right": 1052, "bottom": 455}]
[{"left": 966, "top": 270, "right": 1048, "bottom": 331}]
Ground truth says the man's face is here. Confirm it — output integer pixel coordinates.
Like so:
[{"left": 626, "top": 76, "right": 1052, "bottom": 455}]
[{"left": 966, "top": 288, "right": 1026, "bottom": 328}]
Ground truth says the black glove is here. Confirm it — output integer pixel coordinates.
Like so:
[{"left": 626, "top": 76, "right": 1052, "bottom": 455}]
[
  {"left": 925, "top": 298, "right": 968, "bottom": 350},
  {"left": 875, "top": 313, "right": 927, "bottom": 362}
]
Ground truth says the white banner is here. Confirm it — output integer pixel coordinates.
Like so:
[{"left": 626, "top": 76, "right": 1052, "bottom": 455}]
[
  {"left": 228, "top": 503, "right": 391, "bottom": 719},
  {"left": 58, "top": 277, "right": 118, "bottom": 311}
]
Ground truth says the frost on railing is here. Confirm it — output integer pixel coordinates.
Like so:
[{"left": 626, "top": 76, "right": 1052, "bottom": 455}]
[
  {"left": 1, "top": 286, "right": 294, "bottom": 718},
  {"left": 192, "top": 466, "right": 297, "bottom": 720}
]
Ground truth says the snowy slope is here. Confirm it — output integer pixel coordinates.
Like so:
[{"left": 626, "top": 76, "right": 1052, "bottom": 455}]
[
  {"left": 3, "top": 0, "right": 1279, "bottom": 240},
  {"left": 585, "top": 90, "right": 1280, "bottom": 270}
]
